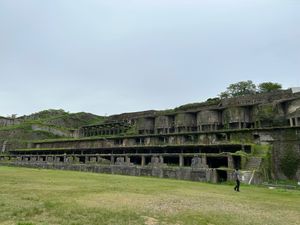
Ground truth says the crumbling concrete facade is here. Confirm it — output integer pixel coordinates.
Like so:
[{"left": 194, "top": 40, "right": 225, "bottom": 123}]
[{"left": 2, "top": 89, "right": 300, "bottom": 183}]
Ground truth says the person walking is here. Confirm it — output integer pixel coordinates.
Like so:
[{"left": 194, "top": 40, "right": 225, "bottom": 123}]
[{"left": 233, "top": 168, "right": 240, "bottom": 192}]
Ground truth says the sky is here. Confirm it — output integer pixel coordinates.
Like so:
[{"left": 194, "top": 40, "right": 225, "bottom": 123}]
[{"left": 0, "top": 0, "right": 299, "bottom": 117}]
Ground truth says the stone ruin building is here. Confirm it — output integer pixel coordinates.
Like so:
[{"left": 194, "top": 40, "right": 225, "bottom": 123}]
[{"left": 1, "top": 88, "right": 300, "bottom": 184}]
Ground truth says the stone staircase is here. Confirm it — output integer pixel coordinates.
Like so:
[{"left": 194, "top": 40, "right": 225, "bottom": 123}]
[
  {"left": 245, "top": 157, "right": 262, "bottom": 171},
  {"left": 241, "top": 157, "right": 263, "bottom": 184}
]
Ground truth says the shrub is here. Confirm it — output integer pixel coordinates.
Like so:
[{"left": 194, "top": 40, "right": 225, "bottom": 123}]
[{"left": 280, "top": 147, "right": 300, "bottom": 179}]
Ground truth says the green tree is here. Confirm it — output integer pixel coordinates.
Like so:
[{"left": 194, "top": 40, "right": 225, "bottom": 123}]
[
  {"left": 280, "top": 147, "right": 300, "bottom": 179},
  {"left": 258, "top": 82, "right": 282, "bottom": 93},
  {"left": 219, "top": 80, "right": 256, "bottom": 98}
]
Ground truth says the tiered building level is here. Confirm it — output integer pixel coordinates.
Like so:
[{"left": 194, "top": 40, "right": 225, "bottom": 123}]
[{"left": 2, "top": 89, "right": 300, "bottom": 183}]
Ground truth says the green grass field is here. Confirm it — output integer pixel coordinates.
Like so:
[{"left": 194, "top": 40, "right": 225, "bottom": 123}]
[{"left": 0, "top": 166, "right": 299, "bottom": 225}]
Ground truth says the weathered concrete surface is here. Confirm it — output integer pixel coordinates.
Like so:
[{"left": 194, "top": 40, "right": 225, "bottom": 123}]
[{"left": 1, "top": 162, "right": 218, "bottom": 183}]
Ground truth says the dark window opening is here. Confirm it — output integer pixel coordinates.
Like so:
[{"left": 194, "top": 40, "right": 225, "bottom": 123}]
[
  {"left": 184, "top": 135, "right": 195, "bottom": 142},
  {"left": 216, "top": 133, "right": 226, "bottom": 141},
  {"left": 135, "top": 148, "right": 149, "bottom": 154},
  {"left": 135, "top": 138, "right": 145, "bottom": 145},
  {"left": 169, "top": 128, "right": 175, "bottom": 133},
  {"left": 145, "top": 156, "right": 152, "bottom": 165},
  {"left": 113, "top": 149, "right": 124, "bottom": 154},
  {"left": 227, "top": 133, "right": 231, "bottom": 141},
  {"left": 292, "top": 118, "right": 296, "bottom": 126},
  {"left": 157, "top": 128, "right": 164, "bottom": 134},
  {"left": 182, "top": 147, "right": 200, "bottom": 154},
  {"left": 229, "top": 122, "right": 240, "bottom": 129},
  {"left": 233, "top": 156, "right": 241, "bottom": 169},
  {"left": 130, "top": 156, "right": 142, "bottom": 165},
  {"left": 184, "top": 157, "right": 193, "bottom": 166},
  {"left": 244, "top": 145, "right": 252, "bottom": 153},
  {"left": 207, "top": 157, "right": 228, "bottom": 168},
  {"left": 253, "top": 134, "right": 260, "bottom": 140},
  {"left": 151, "top": 148, "right": 163, "bottom": 154},
  {"left": 114, "top": 139, "right": 123, "bottom": 145},
  {"left": 202, "top": 125, "right": 212, "bottom": 131},
  {"left": 158, "top": 136, "right": 167, "bottom": 144},
  {"left": 163, "top": 156, "right": 179, "bottom": 166},
  {"left": 217, "top": 170, "right": 227, "bottom": 182},
  {"left": 124, "top": 148, "right": 136, "bottom": 154},
  {"left": 165, "top": 148, "right": 182, "bottom": 154},
  {"left": 79, "top": 156, "right": 85, "bottom": 163}
]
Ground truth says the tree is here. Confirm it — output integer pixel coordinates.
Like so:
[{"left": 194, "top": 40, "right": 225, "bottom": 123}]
[
  {"left": 219, "top": 80, "right": 256, "bottom": 98},
  {"left": 280, "top": 147, "right": 300, "bottom": 179},
  {"left": 258, "top": 82, "right": 282, "bottom": 93}
]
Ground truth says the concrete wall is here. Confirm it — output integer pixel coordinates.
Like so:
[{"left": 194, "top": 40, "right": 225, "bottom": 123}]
[
  {"left": 197, "top": 110, "right": 220, "bottom": 125},
  {"left": 154, "top": 116, "right": 174, "bottom": 133},
  {"left": 136, "top": 117, "right": 155, "bottom": 133},
  {"left": 0, "top": 117, "right": 20, "bottom": 127},
  {"left": 222, "top": 107, "right": 251, "bottom": 125},
  {"left": 174, "top": 113, "right": 196, "bottom": 128},
  {"left": 3, "top": 161, "right": 218, "bottom": 183}
]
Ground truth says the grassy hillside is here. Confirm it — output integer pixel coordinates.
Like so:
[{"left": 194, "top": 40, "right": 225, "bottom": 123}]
[
  {"left": 0, "top": 109, "right": 105, "bottom": 151},
  {"left": 20, "top": 109, "right": 105, "bottom": 129},
  {"left": 0, "top": 166, "right": 299, "bottom": 225}
]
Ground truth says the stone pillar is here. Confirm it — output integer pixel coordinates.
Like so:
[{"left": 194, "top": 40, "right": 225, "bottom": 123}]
[
  {"left": 159, "top": 156, "right": 164, "bottom": 163},
  {"left": 125, "top": 155, "right": 130, "bottom": 164},
  {"left": 202, "top": 155, "right": 207, "bottom": 165},
  {"left": 141, "top": 156, "right": 145, "bottom": 166},
  {"left": 290, "top": 118, "right": 293, "bottom": 127},
  {"left": 295, "top": 117, "right": 299, "bottom": 126},
  {"left": 179, "top": 155, "right": 184, "bottom": 167},
  {"left": 211, "top": 169, "right": 218, "bottom": 183},
  {"left": 110, "top": 155, "right": 115, "bottom": 164},
  {"left": 63, "top": 154, "right": 67, "bottom": 163},
  {"left": 96, "top": 154, "right": 100, "bottom": 163},
  {"left": 85, "top": 156, "right": 89, "bottom": 164}
]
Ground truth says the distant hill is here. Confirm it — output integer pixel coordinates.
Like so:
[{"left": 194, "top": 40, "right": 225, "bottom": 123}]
[
  {"left": 20, "top": 109, "right": 105, "bottom": 129},
  {"left": 0, "top": 109, "right": 105, "bottom": 151}
]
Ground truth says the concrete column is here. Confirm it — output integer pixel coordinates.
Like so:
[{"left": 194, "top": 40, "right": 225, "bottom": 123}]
[
  {"left": 179, "top": 155, "right": 184, "bottom": 167},
  {"left": 159, "top": 156, "right": 164, "bottom": 163},
  {"left": 211, "top": 169, "right": 218, "bottom": 183},
  {"left": 141, "top": 156, "right": 145, "bottom": 166},
  {"left": 202, "top": 155, "right": 207, "bottom": 165},
  {"left": 290, "top": 118, "right": 293, "bottom": 127}
]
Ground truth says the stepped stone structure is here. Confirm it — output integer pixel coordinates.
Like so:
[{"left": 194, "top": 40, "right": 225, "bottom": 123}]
[{"left": 1, "top": 89, "right": 300, "bottom": 183}]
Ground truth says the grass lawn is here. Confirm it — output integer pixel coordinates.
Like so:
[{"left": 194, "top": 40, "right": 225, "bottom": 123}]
[{"left": 0, "top": 166, "right": 299, "bottom": 225}]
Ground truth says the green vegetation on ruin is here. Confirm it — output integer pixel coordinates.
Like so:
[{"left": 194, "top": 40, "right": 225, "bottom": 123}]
[
  {"left": 0, "top": 166, "right": 299, "bottom": 225},
  {"left": 0, "top": 109, "right": 106, "bottom": 151},
  {"left": 27, "top": 126, "right": 298, "bottom": 145}
]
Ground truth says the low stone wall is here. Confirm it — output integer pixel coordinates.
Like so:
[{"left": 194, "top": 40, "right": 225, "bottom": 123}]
[{"left": 1, "top": 162, "right": 218, "bottom": 183}]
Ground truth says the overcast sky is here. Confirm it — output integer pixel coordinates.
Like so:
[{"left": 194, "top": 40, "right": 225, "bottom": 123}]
[{"left": 0, "top": 0, "right": 299, "bottom": 117}]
